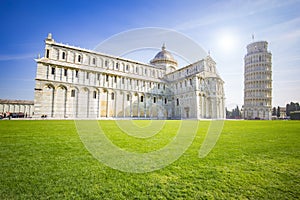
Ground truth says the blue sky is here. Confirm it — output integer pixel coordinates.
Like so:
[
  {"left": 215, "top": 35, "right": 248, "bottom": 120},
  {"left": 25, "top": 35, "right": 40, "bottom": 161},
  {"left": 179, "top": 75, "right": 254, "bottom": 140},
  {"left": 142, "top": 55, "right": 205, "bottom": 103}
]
[{"left": 0, "top": 0, "right": 299, "bottom": 109}]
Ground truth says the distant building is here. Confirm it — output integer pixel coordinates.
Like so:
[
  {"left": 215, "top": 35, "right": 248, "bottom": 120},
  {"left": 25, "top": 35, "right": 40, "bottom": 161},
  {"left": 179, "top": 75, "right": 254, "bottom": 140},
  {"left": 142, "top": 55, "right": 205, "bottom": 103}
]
[
  {"left": 0, "top": 99, "right": 34, "bottom": 118},
  {"left": 290, "top": 111, "right": 300, "bottom": 120},
  {"left": 279, "top": 107, "right": 287, "bottom": 119},
  {"left": 243, "top": 41, "right": 272, "bottom": 120},
  {"left": 33, "top": 33, "right": 225, "bottom": 119}
]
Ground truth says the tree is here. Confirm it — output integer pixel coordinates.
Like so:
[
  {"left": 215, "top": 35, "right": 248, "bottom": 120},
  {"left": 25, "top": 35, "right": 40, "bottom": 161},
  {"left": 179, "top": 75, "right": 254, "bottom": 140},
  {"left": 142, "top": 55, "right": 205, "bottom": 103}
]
[
  {"left": 225, "top": 106, "right": 242, "bottom": 119},
  {"left": 290, "top": 102, "right": 296, "bottom": 113},
  {"left": 286, "top": 103, "right": 290, "bottom": 116},
  {"left": 225, "top": 107, "right": 230, "bottom": 119},
  {"left": 236, "top": 106, "right": 241, "bottom": 118},
  {"left": 296, "top": 103, "right": 300, "bottom": 111},
  {"left": 286, "top": 102, "right": 299, "bottom": 116},
  {"left": 277, "top": 106, "right": 280, "bottom": 118},
  {"left": 272, "top": 107, "right": 277, "bottom": 116}
]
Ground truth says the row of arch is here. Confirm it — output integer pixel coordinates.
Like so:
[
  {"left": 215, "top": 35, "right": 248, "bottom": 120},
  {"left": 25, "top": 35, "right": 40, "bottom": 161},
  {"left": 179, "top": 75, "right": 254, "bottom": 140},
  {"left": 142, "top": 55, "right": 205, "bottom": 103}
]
[
  {"left": 244, "top": 99, "right": 271, "bottom": 107},
  {"left": 244, "top": 78, "right": 272, "bottom": 86},
  {"left": 47, "top": 47, "right": 164, "bottom": 79},
  {"left": 0, "top": 103, "right": 34, "bottom": 117},
  {"left": 244, "top": 90, "right": 272, "bottom": 98},
  {"left": 35, "top": 82, "right": 226, "bottom": 119},
  {"left": 243, "top": 108, "right": 271, "bottom": 120},
  {"left": 244, "top": 71, "right": 272, "bottom": 81},
  {"left": 45, "top": 65, "right": 167, "bottom": 94},
  {"left": 169, "top": 91, "right": 225, "bottom": 119},
  {"left": 35, "top": 83, "right": 172, "bottom": 119},
  {"left": 244, "top": 53, "right": 271, "bottom": 65},
  {"left": 244, "top": 63, "right": 272, "bottom": 74}
]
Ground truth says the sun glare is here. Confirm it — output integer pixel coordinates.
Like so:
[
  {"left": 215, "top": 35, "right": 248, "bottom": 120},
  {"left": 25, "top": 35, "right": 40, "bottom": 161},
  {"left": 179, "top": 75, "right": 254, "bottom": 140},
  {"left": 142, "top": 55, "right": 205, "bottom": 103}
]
[{"left": 217, "top": 30, "right": 239, "bottom": 53}]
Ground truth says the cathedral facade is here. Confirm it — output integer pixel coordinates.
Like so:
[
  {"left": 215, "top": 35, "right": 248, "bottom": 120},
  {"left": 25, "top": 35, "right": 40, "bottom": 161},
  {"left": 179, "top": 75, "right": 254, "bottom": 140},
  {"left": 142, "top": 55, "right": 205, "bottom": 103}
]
[{"left": 34, "top": 34, "right": 225, "bottom": 119}]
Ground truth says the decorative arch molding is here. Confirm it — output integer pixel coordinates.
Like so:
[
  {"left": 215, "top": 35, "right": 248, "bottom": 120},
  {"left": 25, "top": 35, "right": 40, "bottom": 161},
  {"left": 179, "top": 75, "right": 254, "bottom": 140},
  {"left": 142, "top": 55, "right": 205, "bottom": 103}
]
[
  {"left": 44, "top": 83, "right": 55, "bottom": 89},
  {"left": 57, "top": 84, "right": 67, "bottom": 90},
  {"left": 82, "top": 87, "right": 90, "bottom": 92}
]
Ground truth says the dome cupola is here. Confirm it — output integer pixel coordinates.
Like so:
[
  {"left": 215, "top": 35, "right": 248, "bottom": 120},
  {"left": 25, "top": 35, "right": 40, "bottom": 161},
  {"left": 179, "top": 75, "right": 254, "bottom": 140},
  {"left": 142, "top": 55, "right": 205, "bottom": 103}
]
[
  {"left": 150, "top": 44, "right": 178, "bottom": 73},
  {"left": 150, "top": 43, "right": 177, "bottom": 65}
]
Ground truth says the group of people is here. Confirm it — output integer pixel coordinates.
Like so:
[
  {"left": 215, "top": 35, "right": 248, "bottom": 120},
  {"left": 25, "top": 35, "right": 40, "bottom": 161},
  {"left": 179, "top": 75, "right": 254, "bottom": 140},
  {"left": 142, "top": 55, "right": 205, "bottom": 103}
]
[{"left": 0, "top": 112, "right": 28, "bottom": 119}]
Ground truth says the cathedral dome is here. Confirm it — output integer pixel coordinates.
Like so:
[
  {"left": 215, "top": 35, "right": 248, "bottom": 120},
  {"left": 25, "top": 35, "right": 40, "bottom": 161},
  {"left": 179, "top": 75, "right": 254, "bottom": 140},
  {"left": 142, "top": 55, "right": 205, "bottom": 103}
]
[{"left": 150, "top": 44, "right": 177, "bottom": 65}]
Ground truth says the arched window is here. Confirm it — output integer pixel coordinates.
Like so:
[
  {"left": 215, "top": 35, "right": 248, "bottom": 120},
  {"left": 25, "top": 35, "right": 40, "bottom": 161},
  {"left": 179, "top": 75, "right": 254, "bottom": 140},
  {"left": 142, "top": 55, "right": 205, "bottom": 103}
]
[
  {"left": 176, "top": 98, "right": 179, "bottom": 106},
  {"left": 153, "top": 97, "right": 156, "bottom": 103},
  {"left": 92, "top": 58, "right": 96, "bottom": 65},
  {"left": 93, "top": 91, "right": 97, "bottom": 99},
  {"left": 111, "top": 93, "right": 115, "bottom": 100},
  {"left": 78, "top": 55, "right": 81, "bottom": 62},
  {"left": 127, "top": 94, "right": 130, "bottom": 101},
  {"left": 46, "top": 49, "right": 50, "bottom": 58},
  {"left": 62, "top": 52, "right": 66, "bottom": 59},
  {"left": 116, "top": 63, "right": 119, "bottom": 69},
  {"left": 71, "top": 90, "right": 76, "bottom": 97},
  {"left": 51, "top": 67, "right": 55, "bottom": 75},
  {"left": 140, "top": 96, "right": 144, "bottom": 102}
]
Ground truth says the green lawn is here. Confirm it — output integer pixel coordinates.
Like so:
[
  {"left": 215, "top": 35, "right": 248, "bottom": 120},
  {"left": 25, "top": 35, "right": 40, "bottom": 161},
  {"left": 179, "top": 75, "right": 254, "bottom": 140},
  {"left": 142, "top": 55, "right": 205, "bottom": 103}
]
[{"left": 0, "top": 120, "right": 299, "bottom": 199}]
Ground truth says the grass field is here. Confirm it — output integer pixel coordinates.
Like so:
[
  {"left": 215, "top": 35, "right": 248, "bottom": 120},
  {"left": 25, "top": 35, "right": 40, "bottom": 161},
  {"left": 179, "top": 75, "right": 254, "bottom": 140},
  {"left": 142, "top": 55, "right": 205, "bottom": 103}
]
[{"left": 0, "top": 120, "right": 299, "bottom": 199}]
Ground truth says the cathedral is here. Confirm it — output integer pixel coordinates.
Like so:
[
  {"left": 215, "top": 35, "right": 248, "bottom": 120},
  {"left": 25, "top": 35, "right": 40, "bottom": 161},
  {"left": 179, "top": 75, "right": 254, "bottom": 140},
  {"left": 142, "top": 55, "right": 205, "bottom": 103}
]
[{"left": 33, "top": 33, "right": 225, "bottom": 119}]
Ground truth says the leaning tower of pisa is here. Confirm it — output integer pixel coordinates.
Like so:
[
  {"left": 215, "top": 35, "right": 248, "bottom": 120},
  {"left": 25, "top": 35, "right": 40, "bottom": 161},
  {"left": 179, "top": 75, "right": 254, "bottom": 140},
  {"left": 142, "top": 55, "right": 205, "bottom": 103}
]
[{"left": 243, "top": 41, "right": 272, "bottom": 120}]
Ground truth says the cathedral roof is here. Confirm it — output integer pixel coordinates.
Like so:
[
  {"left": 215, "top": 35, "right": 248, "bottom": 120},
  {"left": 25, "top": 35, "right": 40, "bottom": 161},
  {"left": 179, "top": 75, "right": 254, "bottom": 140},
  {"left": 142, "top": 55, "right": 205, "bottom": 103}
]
[{"left": 150, "top": 44, "right": 177, "bottom": 65}]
